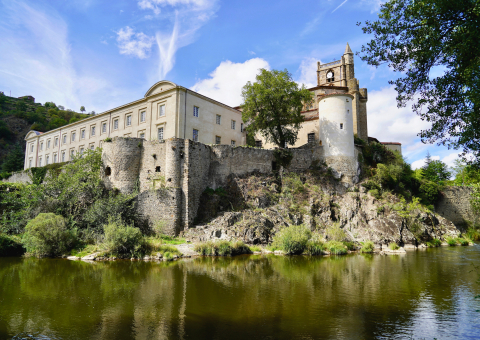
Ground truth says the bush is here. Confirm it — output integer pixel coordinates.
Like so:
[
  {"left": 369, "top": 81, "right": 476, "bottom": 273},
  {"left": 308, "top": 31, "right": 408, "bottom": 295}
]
[
  {"left": 457, "top": 238, "right": 469, "bottom": 246},
  {"left": 324, "top": 241, "right": 347, "bottom": 255},
  {"left": 446, "top": 236, "right": 458, "bottom": 246},
  {"left": 368, "top": 189, "right": 381, "bottom": 199},
  {"left": 304, "top": 240, "right": 324, "bottom": 255},
  {"left": 193, "top": 240, "right": 251, "bottom": 256},
  {"left": 23, "top": 213, "right": 77, "bottom": 257},
  {"left": 325, "top": 224, "right": 347, "bottom": 242},
  {"left": 344, "top": 241, "right": 356, "bottom": 251},
  {"left": 426, "top": 239, "right": 442, "bottom": 247},
  {"left": 0, "top": 233, "right": 25, "bottom": 256},
  {"left": 465, "top": 227, "right": 480, "bottom": 241},
  {"left": 103, "top": 219, "right": 145, "bottom": 258},
  {"left": 272, "top": 224, "right": 311, "bottom": 255},
  {"left": 388, "top": 242, "right": 400, "bottom": 250},
  {"left": 360, "top": 241, "right": 375, "bottom": 253}
]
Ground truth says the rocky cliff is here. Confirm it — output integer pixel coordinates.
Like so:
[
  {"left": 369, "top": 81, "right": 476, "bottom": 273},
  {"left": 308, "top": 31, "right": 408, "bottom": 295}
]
[{"left": 184, "top": 167, "right": 460, "bottom": 246}]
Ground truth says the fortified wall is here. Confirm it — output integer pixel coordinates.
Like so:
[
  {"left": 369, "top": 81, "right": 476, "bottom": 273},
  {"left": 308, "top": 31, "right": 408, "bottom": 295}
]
[
  {"left": 435, "top": 186, "right": 477, "bottom": 229},
  {"left": 101, "top": 137, "right": 359, "bottom": 236}
]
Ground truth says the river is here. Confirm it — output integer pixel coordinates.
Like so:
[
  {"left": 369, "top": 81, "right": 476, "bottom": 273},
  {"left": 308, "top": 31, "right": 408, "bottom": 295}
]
[{"left": 1, "top": 246, "right": 480, "bottom": 339}]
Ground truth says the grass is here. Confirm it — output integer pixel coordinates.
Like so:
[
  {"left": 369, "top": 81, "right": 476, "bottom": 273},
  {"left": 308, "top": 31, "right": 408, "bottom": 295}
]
[
  {"left": 324, "top": 241, "right": 347, "bottom": 255},
  {"left": 360, "top": 241, "right": 375, "bottom": 253},
  {"left": 194, "top": 240, "right": 251, "bottom": 256},
  {"left": 465, "top": 227, "right": 480, "bottom": 241},
  {"left": 145, "top": 237, "right": 181, "bottom": 256},
  {"left": 388, "top": 242, "right": 400, "bottom": 250},
  {"left": 304, "top": 240, "right": 324, "bottom": 255},
  {"left": 249, "top": 245, "right": 262, "bottom": 252},
  {"left": 271, "top": 225, "right": 311, "bottom": 255},
  {"left": 426, "top": 239, "right": 442, "bottom": 248},
  {"left": 446, "top": 236, "right": 458, "bottom": 246},
  {"left": 457, "top": 238, "right": 470, "bottom": 246},
  {"left": 155, "top": 234, "right": 185, "bottom": 245}
]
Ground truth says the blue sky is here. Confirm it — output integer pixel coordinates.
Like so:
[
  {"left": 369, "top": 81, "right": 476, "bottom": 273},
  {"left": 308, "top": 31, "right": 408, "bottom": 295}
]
[{"left": 0, "top": 0, "right": 462, "bottom": 170}]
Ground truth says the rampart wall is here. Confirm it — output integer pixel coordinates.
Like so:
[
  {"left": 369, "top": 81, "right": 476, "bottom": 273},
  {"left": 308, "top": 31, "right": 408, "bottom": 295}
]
[{"left": 435, "top": 186, "right": 477, "bottom": 229}]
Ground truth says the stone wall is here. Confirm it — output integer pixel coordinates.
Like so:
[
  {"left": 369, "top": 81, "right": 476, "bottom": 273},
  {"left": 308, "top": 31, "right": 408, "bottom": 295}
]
[
  {"left": 435, "top": 186, "right": 477, "bottom": 228},
  {"left": 1, "top": 170, "right": 31, "bottom": 184}
]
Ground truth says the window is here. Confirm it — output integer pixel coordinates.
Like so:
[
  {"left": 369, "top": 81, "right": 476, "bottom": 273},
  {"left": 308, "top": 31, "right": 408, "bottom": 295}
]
[
  {"left": 159, "top": 105, "right": 165, "bottom": 117},
  {"left": 46, "top": 155, "right": 49, "bottom": 165},
  {"left": 140, "top": 111, "right": 146, "bottom": 122},
  {"left": 29, "top": 159, "right": 32, "bottom": 168},
  {"left": 215, "top": 136, "right": 221, "bottom": 144},
  {"left": 90, "top": 144, "right": 95, "bottom": 150},
  {"left": 81, "top": 129, "right": 85, "bottom": 139},
  {"left": 102, "top": 122, "right": 107, "bottom": 133},
  {"left": 30, "top": 144, "right": 34, "bottom": 153},
  {"left": 40, "top": 142, "right": 43, "bottom": 151},
  {"left": 80, "top": 147, "right": 84, "bottom": 155},
  {"left": 70, "top": 149, "right": 75, "bottom": 160},
  {"left": 39, "top": 157, "right": 42, "bottom": 167},
  {"left": 91, "top": 126, "right": 96, "bottom": 136},
  {"left": 240, "top": 123, "right": 244, "bottom": 132},
  {"left": 231, "top": 140, "right": 236, "bottom": 147},
  {"left": 72, "top": 132, "right": 76, "bottom": 142},
  {"left": 340, "top": 123, "right": 344, "bottom": 130},
  {"left": 255, "top": 140, "right": 262, "bottom": 148},
  {"left": 113, "top": 119, "right": 119, "bottom": 130},
  {"left": 62, "top": 152, "right": 66, "bottom": 162},
  {"left": 126, "top": 115, "right": 132, "bottom": 126},
  {"left": 47, "top": 140, "right": 50, "bottom": 149},
  {"left": 231, "top": 120, "right": 236, "bottom": 130},
  {"left": 55, "top": 138, "right": 58, "bottom": 147},
  {"left": 193, "top": 106, "right": 199, "bottom": 117},
  {"left": 53, "top": 154, "right": 57, "bottom": 163},
  {"left": 216, "top": 115, "right": 221, "bottom": 125},
  {"left": 63, "top": 135, "right": 67, "bottom": 144},
  {"left": 158, "top": 127, "right": 164, "bottom": 140},
  {"left": 139, "top": 132, "right": 145, "bottom": 139},
  {"left": 193, "top": 129, "right": 198, "bottom": 142},
  {"left": 308, "top": 133, "right": 315, "bottom": 144}
]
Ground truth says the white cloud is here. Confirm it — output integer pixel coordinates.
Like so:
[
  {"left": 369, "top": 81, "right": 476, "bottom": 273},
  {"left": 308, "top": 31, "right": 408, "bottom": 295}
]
[
  {"left": 191, "top": 58, "right": 270, "bottom": 107},
  {"left": 367, "top": 86, "right": 432, "bottom": 160},
  {"left": 116, "top": 26, "right": 155, "bottom": 59},
  {"left": 296, "top": 57, "right": 318, "bottom": 88},
  {"left": 411, "top": 155, "right": 440, "bottom": 170},
  {"left": 137, "top": 0, "right": 219, "bottom": 80}
]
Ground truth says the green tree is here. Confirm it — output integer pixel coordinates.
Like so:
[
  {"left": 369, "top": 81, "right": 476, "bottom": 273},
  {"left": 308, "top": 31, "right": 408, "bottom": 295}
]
[
  {"left": 422, "top": 154, "right": 451, "bottom": 182},
  {"left": 2, "top": 144, "right": 24, "bottom": 173},
  {"left": 80, "top": 106, "right": 85, "bottom": 114},
  {"left": 241, "top": 69, "right": 313, "bottom": 148},
  {"left": 359, "top": 0, "right": 480, "bottom": 163}
]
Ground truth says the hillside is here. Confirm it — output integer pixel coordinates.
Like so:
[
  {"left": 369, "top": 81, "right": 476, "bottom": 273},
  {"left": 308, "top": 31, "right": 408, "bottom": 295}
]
[{"left": 0, "top": 92, "right": 90, "bottom": 175}]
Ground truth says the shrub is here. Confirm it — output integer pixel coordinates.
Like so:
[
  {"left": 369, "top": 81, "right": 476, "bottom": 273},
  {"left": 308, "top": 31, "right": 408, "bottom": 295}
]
[
  {"left": 326, "top": 224, "right": 347, "bottom": 242},
  {"left": 304, "top": 240, "right": 324, "bottom": 255},
  {"left": 426, "top": 239, "right": 442, "bottom": 247},
  {"left": 368, "top": 189, "right": 381, "bottom": 199},
  {"left": 193, "top": 240, "right": 251, "bottom": 256},
  {"left": 344, "top": 241, "right": 356, "bottom": 251},
  {"left": 231, "top": 240, "right": 251, "bottom": 255},
  {"left": 446, "top": 236, "right": 458, "bottom": 246},
  {"left": 249, "top": 245, "right": 262, "bottom": 252},
  {"left": 103, "top": 219, "right": 145, "bottom": 258},
  {"left": 194, "top": 241, "right": 216, "bottom": 255},
  {"left": 388, "top": 242, "right": 400, "bottom": 250},
  {"left": 0, "top": 233, "right": 25, "bottom": 256},
  {"left": 324, "top": 241, "right": 347, "bottom": 255},
  {"left": 272, "top": 224, "right": 311, "bottom": 255},
  {"left": 465, "top": 227, "right": 480, "bottom": 241},
  {"left": 217, "top": 240, "right": 233, "bottom": 256},
  {"left": 457, "top": 238, "right": 469, "bottom": 246},
  {"left": 360, "top": 241, "right": 375, "bottom": 253},
  {"left": 23, "top": 213, "right": 77, "bottom": 257}
]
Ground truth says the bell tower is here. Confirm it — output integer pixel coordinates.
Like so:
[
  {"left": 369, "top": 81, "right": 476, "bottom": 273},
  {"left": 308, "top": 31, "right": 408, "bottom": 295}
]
[{"left": 343, "top": 43, "right": 354, "bottom": 81}]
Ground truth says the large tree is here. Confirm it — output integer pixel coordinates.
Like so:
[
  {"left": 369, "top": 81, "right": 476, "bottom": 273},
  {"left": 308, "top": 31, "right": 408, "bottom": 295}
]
[
  {"left": 359, "top": 0, "right": 480, "bottom": 163},
  {"left": 241, "top": 69, "right": 313, "bottom": 148}
]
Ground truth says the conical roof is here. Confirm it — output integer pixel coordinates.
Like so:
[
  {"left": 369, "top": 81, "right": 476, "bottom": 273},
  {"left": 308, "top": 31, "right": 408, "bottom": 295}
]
[{"left": 344, "top": 42, "right": 353, "bottom": 54}]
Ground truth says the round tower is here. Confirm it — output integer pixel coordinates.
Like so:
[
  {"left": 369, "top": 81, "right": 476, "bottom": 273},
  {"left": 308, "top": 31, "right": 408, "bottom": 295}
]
[{"left": 318, "top": 93, "right": 354, "bottom": 157}]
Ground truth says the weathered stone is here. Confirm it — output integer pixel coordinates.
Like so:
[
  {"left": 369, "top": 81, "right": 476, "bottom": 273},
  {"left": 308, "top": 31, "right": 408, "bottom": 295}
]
[
  {"left": 67, "top": 256, "right": 80, "bottom": 260},
  {"left": 81, "top": 253, "right": 99, "bottom": 261}
]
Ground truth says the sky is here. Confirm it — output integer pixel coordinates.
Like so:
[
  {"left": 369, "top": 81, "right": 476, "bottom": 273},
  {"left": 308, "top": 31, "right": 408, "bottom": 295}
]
[{"left": 0, "top": 0, "right": 462, "bottom": 171}]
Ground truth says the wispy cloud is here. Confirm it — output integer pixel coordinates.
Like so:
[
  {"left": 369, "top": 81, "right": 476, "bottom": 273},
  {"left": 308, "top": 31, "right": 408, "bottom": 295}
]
[
  {"left": 135, "top": 0, "right": 219, "bottom": 80},
  {"left": 116, "top": 26, "right": 155, "bottom": 59},
  {"left": 0, "top": 1, "right": 123, "bottom": 113},
  {"left": 332, "top": 0, "right": 348, "bottom": 13},
  {"left": 295, "top": 57, "right": 318, "bottom": 88}
]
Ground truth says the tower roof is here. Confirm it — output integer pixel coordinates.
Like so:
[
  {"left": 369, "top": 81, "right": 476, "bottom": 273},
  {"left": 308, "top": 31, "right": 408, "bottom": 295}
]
[{"left": 344, "top": 42, "right": 353, "bottom": 54}]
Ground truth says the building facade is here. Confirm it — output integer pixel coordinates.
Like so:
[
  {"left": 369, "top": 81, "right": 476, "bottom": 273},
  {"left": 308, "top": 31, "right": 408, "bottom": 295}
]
[{"left": 24, "top": 81, "right": 245, "bottom": 169}]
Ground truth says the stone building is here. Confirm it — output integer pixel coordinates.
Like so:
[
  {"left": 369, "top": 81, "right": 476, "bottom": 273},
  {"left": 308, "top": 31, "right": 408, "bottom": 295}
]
[
  {"left": 23, "top": 81, "right": 245, "bottom": 169},
  {"left": 255, "top": 43, "right": 369, "bottom": 149}
]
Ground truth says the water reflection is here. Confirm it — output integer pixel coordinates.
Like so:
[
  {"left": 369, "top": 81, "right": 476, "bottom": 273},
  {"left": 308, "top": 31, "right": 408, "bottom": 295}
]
[{"left": 1, "top": 247, "right": 480, "bottom": 339}]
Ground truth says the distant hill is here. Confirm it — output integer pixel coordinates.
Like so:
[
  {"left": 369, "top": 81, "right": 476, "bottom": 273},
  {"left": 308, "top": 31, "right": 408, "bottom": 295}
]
[{"left": 0, "top": 92, "right": 91, "bottom": 175}]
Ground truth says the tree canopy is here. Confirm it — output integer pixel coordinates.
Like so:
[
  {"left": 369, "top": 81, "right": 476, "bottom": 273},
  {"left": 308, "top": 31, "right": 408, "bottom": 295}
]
[
  {"left": 241, "top": 69, "right": 313, "bottom": 148},
  {"left": 421, "top": 152, "right": 451, "bottom": 182},
  {"left": 358, "top": 0, "right": 480, "bottom": 163}
]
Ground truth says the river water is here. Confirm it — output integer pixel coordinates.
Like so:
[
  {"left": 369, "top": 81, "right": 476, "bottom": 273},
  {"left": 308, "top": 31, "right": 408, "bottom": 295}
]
[{"left": 1, "top": 246, "right": 480, "bottom": 340}]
